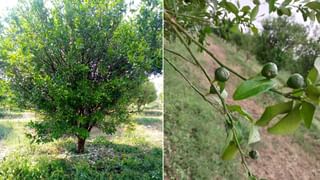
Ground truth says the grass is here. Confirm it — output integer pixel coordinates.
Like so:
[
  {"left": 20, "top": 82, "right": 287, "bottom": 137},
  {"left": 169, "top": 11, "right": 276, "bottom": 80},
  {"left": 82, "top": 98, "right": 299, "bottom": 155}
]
[
  {"left": 0, "top": 102, "right": 163, "bottom": 180},
  {"left": 164, "top": 34, "right": 320, "bottom": 179}
]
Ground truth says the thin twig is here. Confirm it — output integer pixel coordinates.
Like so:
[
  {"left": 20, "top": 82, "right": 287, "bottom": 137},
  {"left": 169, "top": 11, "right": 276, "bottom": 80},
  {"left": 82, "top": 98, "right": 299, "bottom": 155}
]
[{"left": 164, "top": 48, "right": 197, "bottom": 66}]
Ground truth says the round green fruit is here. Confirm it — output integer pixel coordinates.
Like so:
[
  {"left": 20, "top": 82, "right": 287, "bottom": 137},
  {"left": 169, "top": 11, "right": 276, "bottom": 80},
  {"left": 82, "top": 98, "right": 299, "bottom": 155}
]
[
  {"left": 215, "top": 67, "right": 230, "bottom": 82},
  {"left": 261, "top": 62, "right": 278, "bottom": 79},
  {"left": 249, "top": 150, "right": 259, "bottom": 160},
  {"left": 287, "top": 73, "right": 305, "bottom": 89}
]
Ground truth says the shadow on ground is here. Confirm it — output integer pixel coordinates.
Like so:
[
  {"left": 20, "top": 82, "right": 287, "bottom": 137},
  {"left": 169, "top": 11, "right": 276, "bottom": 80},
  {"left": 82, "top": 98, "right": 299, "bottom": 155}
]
[
  {"left": 0, "top": 138, "right": 162, "bottom": 180},
  {"left": 0, "top": 124, "right": 12, "bottom": 141},
  {"left": 136, "top": 117, "right": 162, "bottom": 130}
]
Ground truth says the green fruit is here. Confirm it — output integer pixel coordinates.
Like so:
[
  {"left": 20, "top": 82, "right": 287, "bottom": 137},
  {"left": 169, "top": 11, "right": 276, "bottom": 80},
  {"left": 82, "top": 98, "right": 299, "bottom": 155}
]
[
  {"left": 287, "top": 73, "right": 305, "bottom": 89},
  {"left": 215, "top": 67, "right": 230, "bottom": 82},
  {"left": 261, "top": 62, "right": 278, "bottom": 79},
  {"left": 249, "top": 150, "right": 259, "bottom": 160}
]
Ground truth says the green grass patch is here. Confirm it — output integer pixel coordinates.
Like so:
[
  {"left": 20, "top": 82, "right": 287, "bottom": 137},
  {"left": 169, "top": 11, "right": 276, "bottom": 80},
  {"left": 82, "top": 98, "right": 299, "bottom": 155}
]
[
  {"left": 136, "top": 117, "right": 162, "bottom": 126},
  {"left": 0, "top": 139, "right": 162, "bottom": 180}
]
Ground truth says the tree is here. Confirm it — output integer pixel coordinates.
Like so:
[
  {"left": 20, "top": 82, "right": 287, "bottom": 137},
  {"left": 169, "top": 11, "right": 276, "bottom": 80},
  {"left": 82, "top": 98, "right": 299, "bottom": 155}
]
[
  {"left": 134, "top": 81, "right": 157, "bottom": 112},
  {"left": 136, "top": 0, "right": 163, "bottom": 74},
  {"left": 0, "top": 0, "right": 160, "bottom": 153}
]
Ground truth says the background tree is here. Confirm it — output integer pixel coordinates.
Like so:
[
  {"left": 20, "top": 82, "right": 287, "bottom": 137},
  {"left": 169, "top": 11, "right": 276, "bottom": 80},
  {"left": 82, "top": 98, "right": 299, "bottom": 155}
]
[
  {"left": 134, "top": 81, "right": 157, "bottom": 112},
  {"left": 0, "top": 0, "right": 161, "bottom": 153},
  {"left": 136, "top": 0, "right": 163, "bottom": 74}
]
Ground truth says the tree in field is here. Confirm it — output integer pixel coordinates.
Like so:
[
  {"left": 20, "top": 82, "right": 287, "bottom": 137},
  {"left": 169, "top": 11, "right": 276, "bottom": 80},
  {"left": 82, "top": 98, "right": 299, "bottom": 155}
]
[
  {"left": 134, "top": 81, "right": 157, "bottom": 112},
  {"left": 254, "top": 18, "right": 320, "bottom": 76},
  {"left": 0, "top": 0, "right": 161, "bottom": 153}
]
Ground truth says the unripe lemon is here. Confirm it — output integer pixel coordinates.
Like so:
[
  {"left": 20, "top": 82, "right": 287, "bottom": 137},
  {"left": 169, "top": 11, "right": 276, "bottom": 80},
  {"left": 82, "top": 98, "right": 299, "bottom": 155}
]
[
  {"left": 261, "top": 62, "right": 278, "bottom": 79},
  {"left": 287, "top": 73, "right": 305, "bottom": 89},
  {"left": 215, "top": 67, "right": 230, "bottom": 82}
]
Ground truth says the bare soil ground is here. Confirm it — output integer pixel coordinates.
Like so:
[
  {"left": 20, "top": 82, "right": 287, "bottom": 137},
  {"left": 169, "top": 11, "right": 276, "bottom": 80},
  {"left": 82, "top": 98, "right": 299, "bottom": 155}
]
[{"left": 202, "top": 38, "right": 320, "bottom": 180}]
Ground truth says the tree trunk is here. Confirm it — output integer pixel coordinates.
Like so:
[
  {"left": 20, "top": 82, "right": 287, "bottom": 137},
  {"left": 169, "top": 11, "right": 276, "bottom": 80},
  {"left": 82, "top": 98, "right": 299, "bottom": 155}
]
[{"left": 77, "top": 137, "right": 86, "bottom": 154}]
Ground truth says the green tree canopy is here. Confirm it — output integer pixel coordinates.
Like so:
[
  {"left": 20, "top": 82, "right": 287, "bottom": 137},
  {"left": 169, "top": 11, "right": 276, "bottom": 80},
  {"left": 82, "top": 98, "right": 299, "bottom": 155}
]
[{"left": 0, "top": 0, "right": 161, "bottom": 153}]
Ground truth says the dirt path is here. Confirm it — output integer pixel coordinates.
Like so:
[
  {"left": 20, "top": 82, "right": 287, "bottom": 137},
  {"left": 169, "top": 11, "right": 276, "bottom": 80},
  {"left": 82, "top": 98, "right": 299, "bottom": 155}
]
[{"left": 203, "top": 39, "right": 320, "bottom": 180}]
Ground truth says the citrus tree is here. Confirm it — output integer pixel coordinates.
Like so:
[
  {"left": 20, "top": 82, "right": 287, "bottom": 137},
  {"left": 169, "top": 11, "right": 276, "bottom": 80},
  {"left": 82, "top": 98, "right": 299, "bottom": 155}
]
[
  {"left": 0, "top": 0, "right": 161, "bottom": 153},
  {"left": 164, "top": 0, "right": 320, "bottom": 178},
  {"left": 134, "top": 81, "right": 157, "bottom": 112}
]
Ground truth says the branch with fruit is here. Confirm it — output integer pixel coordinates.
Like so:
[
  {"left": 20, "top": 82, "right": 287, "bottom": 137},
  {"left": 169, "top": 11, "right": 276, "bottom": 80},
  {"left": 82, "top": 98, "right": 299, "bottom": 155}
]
[{"left": 164, "top": 0, "right": 320, "bottom": 179}]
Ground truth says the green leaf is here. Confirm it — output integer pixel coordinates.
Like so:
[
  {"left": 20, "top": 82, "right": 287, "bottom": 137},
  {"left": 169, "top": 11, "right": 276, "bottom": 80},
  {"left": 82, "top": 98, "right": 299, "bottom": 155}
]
[
  {"left": 241, "top": 6, "right": 251, "bottom": 14},
  {"left": 282, "top": 0, "right": 292, "bottom": 7},
  {"left": 253, "top": 0, "right": 260, "bottom": 5},
  {"left": 307, "top": 68, "right": 318, "bottom": 85},
  {"left": 305, "top": 2, "right": 320, "bottom": 10},
  {"left": 221, "top": 140, "right": 238, "bottom": 160},
  {"left": 248, "top": 125, "right": 261, "bottom": 144},
  {"left": 227, "top": 104, "right": 254, "bottom": 123},
  {"left": 225, "top": 2, "right": 239, "bottom": 15},
  {"left": 269, "top": 0, "right": 276, "bottom": 13},
  {"left": 301, "top": 101, "right": 316, "bottom": 129},
  {"left": 279, "top": 7, "right": 291, "bottom": 16},
  {"left": 218, "top": 81, "right": 226, "bottom": 93},
  {"left": 305, "top": 85, "right": 320, "bottom": 104},
  {"left": 250, "top": 6, "right": 259, "bottom": 20},
  {"left": 251, "top": 26, "right": 258, "bottom": 35},
  {"left": 233, "top": 76, "right": 276, "bottom": 100},
  {"left": 309, "top": 11, "right": 316, "bottom": 21},
  {"left": 255, "top": 101, "right": 293, "bottom": 126},
  {"left": 268, "top": 105, "right": 302, "bottom": 135},
  {"left": 314, "top": 57, "right": 320, "bottom": 74},
  {"left": 317, "top": 12, "right": 320, "bottom": 23}
]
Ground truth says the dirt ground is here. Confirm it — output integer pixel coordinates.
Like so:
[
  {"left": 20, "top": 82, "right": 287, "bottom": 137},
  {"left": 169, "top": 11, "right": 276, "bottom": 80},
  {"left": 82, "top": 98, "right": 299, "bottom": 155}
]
[{"left": 202, "top": 38, "right": 320, "bottom": 180}]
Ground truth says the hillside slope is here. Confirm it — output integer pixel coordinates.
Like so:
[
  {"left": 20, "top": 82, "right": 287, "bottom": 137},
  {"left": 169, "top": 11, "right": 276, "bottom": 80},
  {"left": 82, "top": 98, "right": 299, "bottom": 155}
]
[{"left": 164, "top": 35, "right": 320, "bottom": 180}]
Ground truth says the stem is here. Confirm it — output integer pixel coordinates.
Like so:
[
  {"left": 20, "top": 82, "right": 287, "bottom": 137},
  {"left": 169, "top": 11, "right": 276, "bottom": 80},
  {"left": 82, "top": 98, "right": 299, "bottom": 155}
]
[
  {"left": 164, "top": 57, "right": 223, "bottom": 114},
  {"left": 164, "top": 48, "right": 197, "bottom": 66}
]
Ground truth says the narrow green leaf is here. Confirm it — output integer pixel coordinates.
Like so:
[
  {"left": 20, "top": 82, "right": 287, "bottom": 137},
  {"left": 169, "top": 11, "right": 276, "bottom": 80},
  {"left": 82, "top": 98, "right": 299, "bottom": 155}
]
[
  {"left": 227, "top": 104, "right": 254, "bottom": 123},
  {"left": 282, "top": 0, "right": 292, "bottom": 7},
  {"left": 248, "top": 125, "right": 261, "bottom": 144},
  {"left": 314, "top": 57, "right": 320, "bottom": 74},
  {"left": 218, "top": 81, "right": 225, "bottom": 93},
  {"left": 225, "top": 2, "right": 239, "bottom": 15},
  {"left": 251, "top": 26, "right": 258, "bottom": 35},
  {"left": 233, "top": 76, "right": 276, "bottom": 100},
  {"left": 317, "top": 12, "right": 320, "bottom": 23},
  {"left": 305, "top": 85, "right": 320, "bottom": 104},
  {"left": 305, "top": 2, "right": 320, "bottom": 10},
  {"left": 221, "top": 140, "right": 238, "bottom": 160},
  {"left": 301, "top": 101, "right": 316, "bottom": 129},
  {"left": 279, "top": 7, "right": 291, "bottom": 16},
  {"left": 269, "top": 0, "right": 276, "bottom": 13},
  {"left": 255, "top": 101, "right": 293, "bottom": 126},
  {"left": 268, "top": 105, "right": 302, "bottom": 135},
  {"left": 307, "top": 68, "right": 318, "bottom": 85},
  {"left": 241, "top": 5, "right": 251, "bottom": 14},
  {"left": 309, "top": 11, "right": 316, "bottom": 21},
  {"left": 250, "top": 6, "right": 259, "bottom": 20},
  {"left": 253, "top": 0, "right": 260, "bottom": 5}
]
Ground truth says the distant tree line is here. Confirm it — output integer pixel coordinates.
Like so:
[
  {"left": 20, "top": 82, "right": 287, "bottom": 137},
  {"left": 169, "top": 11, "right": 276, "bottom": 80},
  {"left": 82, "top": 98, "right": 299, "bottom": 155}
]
[{"left": 213, "top": 17, "right": 320, "bottom": 77}]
